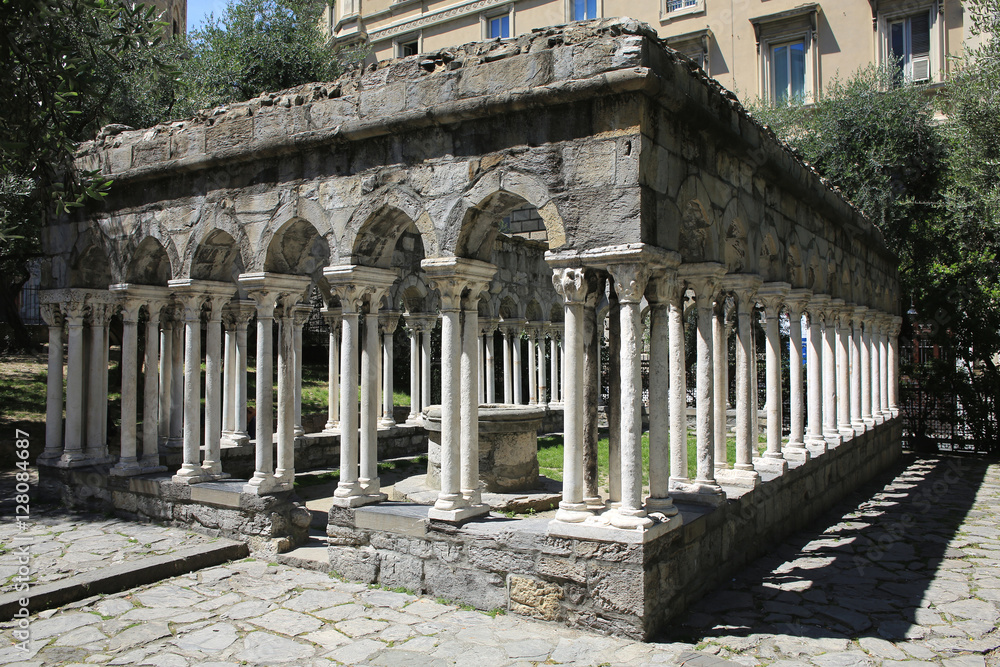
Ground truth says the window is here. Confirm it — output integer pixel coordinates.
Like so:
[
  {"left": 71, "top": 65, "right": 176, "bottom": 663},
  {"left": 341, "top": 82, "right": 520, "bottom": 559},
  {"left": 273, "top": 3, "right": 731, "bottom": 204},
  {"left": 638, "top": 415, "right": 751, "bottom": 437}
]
[
  {"left": 666, "top": 29, "right": 713, "bottom": 73},
  {"left": 771, "top": 40, "right": 806, "bottom": 103},
  {"left": 572, "top": 0, "right": 597, "bottom": 21},
  {"left": 488, "top": 14, "right": 510, "bottom": 39},
  {"left": 889, "top": 12, "right": 932, "bottom": 82},
  {"left": 665, "top": 0, "right": 697, "bottom": 13},
  {"left": 399, "top": 40, "right": 418, "bottom": 57}
]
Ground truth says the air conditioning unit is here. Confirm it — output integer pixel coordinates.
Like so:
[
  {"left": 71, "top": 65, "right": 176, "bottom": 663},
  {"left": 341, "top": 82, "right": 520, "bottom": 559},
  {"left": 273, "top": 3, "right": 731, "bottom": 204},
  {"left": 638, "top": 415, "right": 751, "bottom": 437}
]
[{"left": 911, "top": 55, "right": 931, "bottom": 82}]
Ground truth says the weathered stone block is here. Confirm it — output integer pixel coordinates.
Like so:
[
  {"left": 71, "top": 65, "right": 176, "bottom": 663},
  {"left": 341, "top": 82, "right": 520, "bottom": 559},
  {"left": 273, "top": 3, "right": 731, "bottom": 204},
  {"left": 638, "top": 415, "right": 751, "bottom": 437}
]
[
  {"left": 508, "top": 575, "right": 563, "bottom": 621},
  {"left": 536, "top": 555, "right": 585, "bottom": 583},
  {"left": 589, "top": 564, "right": 645, "bottom": 616},
  {"left": 377, "top": 551, "right": 423, "bottom": 590},
  {"left": 329, "top": 545, "right": 378, "bottom": 584},
  {"left": 425, "top": 566, "right": 505, "bottom": 611},
  {"left": 467, "top": 545, "right": 535, "bottom": 575}
]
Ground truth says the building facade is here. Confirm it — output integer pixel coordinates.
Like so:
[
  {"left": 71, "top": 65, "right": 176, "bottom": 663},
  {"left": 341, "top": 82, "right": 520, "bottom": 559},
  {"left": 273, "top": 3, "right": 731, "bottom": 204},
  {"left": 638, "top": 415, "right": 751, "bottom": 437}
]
[{"left": 332, "top": 0, "right": 974, "bottom": 104}]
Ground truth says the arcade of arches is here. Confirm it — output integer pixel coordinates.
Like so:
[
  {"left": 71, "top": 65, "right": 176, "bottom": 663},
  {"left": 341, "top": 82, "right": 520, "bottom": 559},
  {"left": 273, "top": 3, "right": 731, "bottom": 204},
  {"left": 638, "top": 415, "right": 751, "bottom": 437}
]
[{"left": 36, "top": 18, "right": 902, "bottom": 634}]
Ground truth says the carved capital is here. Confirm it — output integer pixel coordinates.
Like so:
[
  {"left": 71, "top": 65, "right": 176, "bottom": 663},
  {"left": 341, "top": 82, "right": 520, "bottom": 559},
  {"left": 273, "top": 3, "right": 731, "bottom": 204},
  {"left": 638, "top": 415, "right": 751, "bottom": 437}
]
[
  {"left": 607, "top": 262, "right": 651, "bottom": 305},
  {"left": 379, "top": 311, "right": 400, "bottom": 335},
  {"left": 552, "top": 267, "right": 590, "bottom": 305},
  {"left": 39, "top": 303, "right": 64, "bottom": 328},
  {"left": 120, "top": 298, "right": 144, "bottom": 323},
  {"left": 756, "top": 282, "right": 790, "bottom": 319}
]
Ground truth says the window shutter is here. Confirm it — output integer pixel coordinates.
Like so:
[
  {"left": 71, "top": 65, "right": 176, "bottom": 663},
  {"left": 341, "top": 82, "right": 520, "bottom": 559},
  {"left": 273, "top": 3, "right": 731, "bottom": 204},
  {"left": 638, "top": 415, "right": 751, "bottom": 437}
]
[
  {"left": 910, "top": 12, "right": 931, "bottom": 57},
  {"left": 911, "top": 55, "right": 931, "bottom": 81}
]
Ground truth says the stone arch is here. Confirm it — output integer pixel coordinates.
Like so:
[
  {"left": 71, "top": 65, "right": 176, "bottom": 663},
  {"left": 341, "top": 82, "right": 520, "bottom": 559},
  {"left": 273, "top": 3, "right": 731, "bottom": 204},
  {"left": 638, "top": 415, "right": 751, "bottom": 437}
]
[
  {"left": 676, "top": 176, "right": 719, "bottom": 262},
  {"left": 447, "top": 170, "right": 567, "bottom": 260},
  {"left": 341, "top": 187, "right": 437, "bottom": 267},
  {"left": 548, "top": 303, "right": 563, "bottom": 322},
  {"left": 722, "top": 212, "right": 748, "bottom": 273},
  {"left": 69, "top": 236, "right": 113, "bottom": 289},
  {"left": 264, "top": 217, "right": 329, "bottom": 278},
  {"left": 498, "top": 294, "right": 521, "bottom": 320},
  {"left": 759, "top": 224, "right": 783, "bottom": 282},
  {"left": 184, "top": 209, "right": 253, "bottom": 277},
  {"left": 394, "top": 272, "right": 433, "bottom": 313},
  {"left": 525, "top": 299, "right": 544, "bottom": 322},
  {"left": 125, "top": 237, "right": 173, "bottom": 286},
  {"left": 190, "top": 229, "right": 244, "bottom": 283}
]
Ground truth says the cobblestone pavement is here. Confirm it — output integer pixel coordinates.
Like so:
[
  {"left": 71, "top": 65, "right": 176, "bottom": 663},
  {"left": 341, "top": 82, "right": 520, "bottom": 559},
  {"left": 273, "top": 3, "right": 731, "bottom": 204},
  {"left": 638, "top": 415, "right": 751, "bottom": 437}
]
[
  {"left": 3, "top": 455, "right": 1000, "bottom": 666},
  {"left": 675, "top": 456, "right": 1000, "bottom": 667}
]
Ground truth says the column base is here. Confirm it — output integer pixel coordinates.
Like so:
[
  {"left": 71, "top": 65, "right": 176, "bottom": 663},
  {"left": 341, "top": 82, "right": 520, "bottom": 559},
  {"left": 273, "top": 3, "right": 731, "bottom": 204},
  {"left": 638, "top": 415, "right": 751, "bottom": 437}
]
[
  {"left": 604, "top": 508, "right": 655, "bottom": 530},
  {"left": 220, "top": 433, "right": 251, "bottom": 448},
  {"left": 644, "top": 496, "right": 679, "bottom": 517},
  {"left": 838, "top": 426, "right": 856, "bottom": 440},
  {"left": 717, "top": 467, "right": 760, "bottom": 489},
  {"left": 377, "top": 417, "right": 396, "bottom": 429},
  {"left": 323, "top": 424, "right": 340, "bottom": 434},
  {"left": 172, "top": 464, "right": 208, "bottom": 484},
  {"left": 37, "top": 450, "right": 62, "bottom": 466},
  {"left": 141, "top": 463, "right": 167, "bottom": 474},
  {"left": 554, "top": 501, "right": 594, "bottom": 523},
  {"left": 851, "top": 421, "right": 867, "bottom": 436},
  {"left": 753, "top": 456, "right": 788, "bottom": 476},
  {"left": 428, "top": 503, "right": 489, "bottom": 522},
  {"left": 243, "top": 473, "right": 280, "bottom": 495},
  {"left": 331, "top": 492, "right": 387, "bottom": 508},
  {"left": 547, "top": 512, "right": 682, "bottom": 543},
  {"left": 862, "top": 417, "right": 876, "bottom": 428},
  {"left": 890, "top": 408, "right": 899, "bottom": 418},
  {"left": 294, "top": 427, "right": 305, "bottom": 437},
  {"left": 109, "top": 460, "right": 142, "bottom": 477},
  {"left": 584, "top": 496, "right": 605, "bottom": 510},
  {"left": 669, "top": 480, "right": 727, "bottom": 507},
  {"left": 404, "top": 414, "right": 420, "bottom": 426},
  {"left": 163, "top": 437, "right": 182, "bottom": 449},
  {"left": 783, "top": 444, "right": 811, "bottom": 462},
  {"left": 823, "top": 431, "right": 844, "bottom": 447}
]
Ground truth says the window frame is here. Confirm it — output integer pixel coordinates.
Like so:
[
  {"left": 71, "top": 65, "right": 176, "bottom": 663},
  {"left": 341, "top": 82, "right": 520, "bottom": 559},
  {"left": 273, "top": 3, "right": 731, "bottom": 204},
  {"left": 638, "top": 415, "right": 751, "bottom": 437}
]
[
  {"left": 482, "top": 5, "right": 514, "bottom": 40},
  {"left": 751, "top": 4, "right": 819, "bottom": 105},
  {"left": 660, "top": 0, "right": 704, "bottom": 23},
  {"left": 566, "top": 0, "right": 601, "bottom": 23},
  {"left": 395, "top": 33, "right": 421, "bottom": 58},
  {"left": 877, "top": 2, "right": 940, "bottom": 84}
]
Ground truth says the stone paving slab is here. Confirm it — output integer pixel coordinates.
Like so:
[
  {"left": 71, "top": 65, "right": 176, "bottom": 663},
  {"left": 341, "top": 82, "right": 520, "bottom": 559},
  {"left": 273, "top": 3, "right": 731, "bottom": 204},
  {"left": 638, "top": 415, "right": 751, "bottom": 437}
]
[
  {"left": 673, "top": 456, "right": 1000, "bottom": 667},
  {"left": 0, "top": 559, "right": 735, "bottom": 666}
]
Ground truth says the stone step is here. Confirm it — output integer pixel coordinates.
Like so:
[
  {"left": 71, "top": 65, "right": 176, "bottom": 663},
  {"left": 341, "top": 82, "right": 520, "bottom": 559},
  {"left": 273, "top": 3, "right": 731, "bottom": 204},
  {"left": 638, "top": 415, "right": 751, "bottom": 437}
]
[
  {"left": 276, "top": 535, "right": 331, "bottom": 572},
  {"left": 0, "top": 538, "right": 248, "bottom": 618}
]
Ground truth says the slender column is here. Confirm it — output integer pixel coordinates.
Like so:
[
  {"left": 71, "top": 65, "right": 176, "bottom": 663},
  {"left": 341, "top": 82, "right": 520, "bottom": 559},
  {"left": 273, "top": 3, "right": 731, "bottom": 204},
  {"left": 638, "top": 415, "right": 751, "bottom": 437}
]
[
  {"left": 62, "top": 303, "right": 87, "bottom": 464},
  {"left": 538, "top": 327, "right": 548, "bottom": 406},
  {"left": 173, "top": 294, "right": 205, "bottom": 483},
  {"left": 821, "top": 303, "right": 842, "bottom": 445},
  {"left": 784, "top": 290, "right": 810, "bottom": 460},
  {"left": 512, "top": 324, "right": 523, "bottom": 404},
  {"left": 100, "top": 312, "right": 111, "bottom": 453},
  {"left": 158, "top": 316, "right": 174, "bottom": 445},
  {"left": 667, "top": 280, "right": 688, "bottom": 485},
  {"left": 243, "top": 289, "right": 279, "bottom": 494},
  {"left": 889, "top": 316, "right": 902, "bottom": 416},
  {"left": 861, "top": 315, "right": 874, "bottom": 427},
  {"left": 202, "top": 293, "right": 230, "bottom": 477},
  {"left": 86, "top": 302, "right": 110, "bottom": 460},
  {"left": 836, "top": 306, "right": 854, "bottom": 439},
  {"left": 870, "top": 314, "right": 883, "bottom": 424},
  {"left": 550, "top": 267, "right": 593, "bottom": 524},
  {"left": 406, "top": 319, "right": 420, "bottom": 421},
  {"left": 607, "top": 291, "right": 621, "bottom": 504},
  {"left": 421, "top": 321, "right": 432, "bottom": 410},
  {"left": 484, "top": 322, "right": 497, "bottom": 404},
  {"left": 361, "top": 291, "right": 389, "bottom": 496},
  {"left": 583, "top": 280, "right": 603, "bottom": 508},
  {"left": 756, "top": 283, "right": 789, "bottom": 473},
  {"left": 169, "top": 320, "right": 184, "bottom": 447},
  {"left": 605, "top": 263, "right": 654, "bottom": 528},
  {"left": 879, "top": 317, "right": 890, "bottom": 418},
  {"left": 460, "top": 281, "right": 491, "bottom": 508},
  {"left": 222, "top": 323, "right": 234, "bottom": 437},
  {"left": 805, "top": 296, "right": 828, "bottom": 451},
  {"left": 732, "top": 287, "right": 760, "bottom": 482},
  {"left": 379, "top": 312, "right": 400, "bottom": 427},
  {"left": 275, "top": 301, "right": 296, "bottom": 487},
  {"left": 643, "top": 271, "right": 679, "bottom": 516},
  {"left": 324, "top": 309, "right": 342, "bottom": 431},
  {"left": 549, "top": 328, "right": 559, "bottom": 404},
  {"left": 675, "top": 264, "right": 726, "bottom": 504},
  {"left": 527, "top": 326, "right": 538, "bottom": 404},
  {"left": 502, "top": 325, "right": 514, "bottom": 403},
  {"left": 333, "top": 290, "right": 364, "bottom": 501},
  {"left": 478, "top": 332, "right": 486, "bottom": 404},
  {"left": 851, "top": 307, "right": 867, "bottom": 433},
  {"left": 713, "top": 295, "right": 729, "bottom": 472},
  {"left": 142, "top": 304, "right": 165, "bottom": 469},
  {"left": 292, "top": 306, "right": 310, "bottom": 437},
  {"left": 39, "top": 303, "right": 64, "bottom": 463},
  {"left": 232, "top": 304, "right": 253, "bottom": 443},
  {"left": 111, "top": 300, "right": 143, "bottom": 475}
]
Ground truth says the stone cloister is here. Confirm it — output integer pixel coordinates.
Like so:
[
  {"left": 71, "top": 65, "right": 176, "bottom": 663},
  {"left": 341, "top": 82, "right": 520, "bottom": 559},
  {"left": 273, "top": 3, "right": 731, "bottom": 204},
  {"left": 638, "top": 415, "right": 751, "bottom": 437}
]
[{"left": 37, "top": 19, "right": 902, "bottom": 637}]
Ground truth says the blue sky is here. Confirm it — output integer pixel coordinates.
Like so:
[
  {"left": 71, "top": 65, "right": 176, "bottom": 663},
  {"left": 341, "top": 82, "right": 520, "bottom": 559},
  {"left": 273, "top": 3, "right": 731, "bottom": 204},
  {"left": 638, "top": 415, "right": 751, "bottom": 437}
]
[{"left": 187, "top": 0, "right": 230, "bottom": 32}]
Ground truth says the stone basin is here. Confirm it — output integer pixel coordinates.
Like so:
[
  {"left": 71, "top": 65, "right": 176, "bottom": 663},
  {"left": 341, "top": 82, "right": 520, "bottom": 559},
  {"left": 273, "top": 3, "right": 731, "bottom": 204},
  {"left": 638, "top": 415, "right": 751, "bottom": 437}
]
[{"left": 422, "top": 404, "right": 546, "bottom": 492}]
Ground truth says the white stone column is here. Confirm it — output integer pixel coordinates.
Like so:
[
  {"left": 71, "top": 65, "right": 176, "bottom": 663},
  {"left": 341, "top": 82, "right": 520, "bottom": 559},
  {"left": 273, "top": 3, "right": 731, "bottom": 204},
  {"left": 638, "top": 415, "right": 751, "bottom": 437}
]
[
  {"left": 39, "top": 302, "right": 64, "bottom": 464},
  {"left": 85, "top": 302, "right": 110, "bottom": 461},
  {"left": 644, "top": 272, "right": 679, "bottom": 516},
  {"left": 675, "top": 263, "right": 726, "bottom": 506},
  {"left": 142, "top": 303, "right": 166, "bottom": 471},
  {"left": 379, "top": 311, "right": 400, "bottom": 428},
  {"left": 870, "top": 314, "right": 884, "bottom": 425},
  {"left": 805, "top": 296, "right": 828, "bottom": 452},
  {"left": 405, "top": 316, "right": 421, "bottom": 422},
  {"left": 549, "top": 326, "right": 560, "bottom": 405},
  {"left": 501, "top": 324, "right": 515, "bottom": 403},
  {"left": 172, "top": 291, "right": 205, "bottom": 483},
  {"left": 421, "top": 319, "right": 432, "bottom": 411},
  {"left": 240, "top": 283, "right": 279, "bottom": 495},
  {"left": 549, "top": 266, "right": 593, "bottom": 524},
  {"left": 757, "top": 282, "right": 790, "bottom": 474},
  {"left": 512, "top": 323, "right": 523, "bottom": 404},
  {"left": 784, "top": 290, "right": 810, "bottom": 460},
  {"left": 712, "top": 295, "right": 729, "bottom": 473},
  {"left": 61, "top": 301, "right": 87, "bottom": 464},
  {"left": 221, "top": 319, "right": 235, "bottom": 437},
  {"left": 329, "top": 283, "right": 365, "bottom": 503},
  {"left": 851, "top": 307, "right": 867, "bottom": 433},
  {"left": 323, "top": 308, "right": 342, "bottom": 432},
  {"left": 203, "top": 291, "right": 231, "bottom": 478},
  {"left": 484, "top": 321, "right": 497, "bottom": 404},
  {"left": 275, "top": 301, "right": 295, "bottom": 488},
  {"left": 606, "top": 263, "right": 654, "bottom": 528},
  {"left": 538, "top": 326, "right": 548, "bottom": 406},
  {"left": 169, "top": 320, "right": 184, "bottom": 448},
  {"left": 822, "top": 301, "right": 843, "bottom": 446},
  {"left": 729, "top": 280, "right": 761, "bottom": 487},
  {"left": 222, "top": 301, "right": 254, "bottom": 446},
  {"left": 111, "top": 298, "right": 143, "bottom": 476},
  {"left": 889, "top": 316, "right": 902, "bottom": 417},
  {"left": 158, "top": 314, "right": 174, "bottom": 446},
  {"left": 861, "top": 314, "right": 875, "bottom": 427},
  {"left": 460, "top": 279, "right": 491, "bottom": 508},
  {"left": 836, "top": 305, "right": 854, "bottom": 440},
  {"left": 360, "top": 299, "right": 381, "bottom": 493},
  {"left": 527, "top": 325, "right": 538, "bottom": 404},
  {"left": 292, "top": 305, "right": 310, "bottom": 437},
  {"left": 423, "top": 257, "right": 495, "bottom": 522},
  {"left": 668, "top": 282, "right": 688, "bottom": 486},
  {"left": 879, "top": 317, "right": 890, "bottom": 419}
]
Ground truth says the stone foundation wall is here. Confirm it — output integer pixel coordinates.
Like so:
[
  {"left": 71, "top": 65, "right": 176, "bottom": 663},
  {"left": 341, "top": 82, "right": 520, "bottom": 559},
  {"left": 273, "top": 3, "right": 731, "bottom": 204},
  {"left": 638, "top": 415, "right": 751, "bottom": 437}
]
[
  {"left": 325, "top": 420, "right": 902, "bottom": 639},
  {"left": 39, "top": 468, "right": 311, "bottom": 557}
]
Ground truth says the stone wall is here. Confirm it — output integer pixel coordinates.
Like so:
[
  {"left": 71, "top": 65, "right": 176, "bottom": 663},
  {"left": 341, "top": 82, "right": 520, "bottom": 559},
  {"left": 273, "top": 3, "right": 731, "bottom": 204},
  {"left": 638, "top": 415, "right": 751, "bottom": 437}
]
[{"left": 323, "top": 419, "right": 902, "bottom": 639}]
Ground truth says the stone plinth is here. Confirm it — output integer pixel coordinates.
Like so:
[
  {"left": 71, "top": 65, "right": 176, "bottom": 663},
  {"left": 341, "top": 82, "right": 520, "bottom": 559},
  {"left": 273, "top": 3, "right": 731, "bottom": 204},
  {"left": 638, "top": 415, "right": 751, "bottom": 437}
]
[{"left": 423, "top": 405, "right": 545, "bottom": 493}]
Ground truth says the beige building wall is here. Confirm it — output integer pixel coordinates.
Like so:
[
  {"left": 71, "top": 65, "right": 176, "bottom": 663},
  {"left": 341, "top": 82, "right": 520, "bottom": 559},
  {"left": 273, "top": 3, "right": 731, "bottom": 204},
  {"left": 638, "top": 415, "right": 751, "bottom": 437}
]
[{"left": 336, "top": 0, "right": 975, "bottom": 104}]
